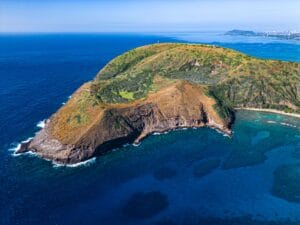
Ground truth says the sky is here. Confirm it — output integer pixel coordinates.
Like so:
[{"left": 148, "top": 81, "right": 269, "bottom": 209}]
[{"left": 0, "top": 0, "right": 300, "bottom": 33}]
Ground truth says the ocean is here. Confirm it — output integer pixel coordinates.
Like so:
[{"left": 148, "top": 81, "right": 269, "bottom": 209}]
[{"left": 1, "top": 32, "right": 300, "bottom": 225}]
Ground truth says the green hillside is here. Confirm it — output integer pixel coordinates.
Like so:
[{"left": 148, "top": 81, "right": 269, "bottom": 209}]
[{"left": 91, "top": 43, "right": 300, "bottom": 113}]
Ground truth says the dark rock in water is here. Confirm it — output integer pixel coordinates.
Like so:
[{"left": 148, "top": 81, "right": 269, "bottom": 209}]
[
  {"left": 122, "top": 191, "right": 169, "bottom": 219},
  {"left": 153, "top": 167, "right": 177, "bottom": 181},
  {"left": 16, "top": 140, "right": 31, "bottom": 154},
  {"left": 272, "top": 163, "right": 300, "bottom": 202},
  {"left": 193, "top": 159, "right": 220, "bottom": 178}
]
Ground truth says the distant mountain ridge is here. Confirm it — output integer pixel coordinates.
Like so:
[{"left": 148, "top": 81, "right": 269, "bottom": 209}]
[{"left": 226, "top": 29, "right": 300, "bottom": 40}]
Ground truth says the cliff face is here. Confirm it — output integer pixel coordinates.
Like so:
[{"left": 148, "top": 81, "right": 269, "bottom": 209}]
[
  {"left": 17, "top": 43, "right": 300, "bottom": 164},
  {"left": 18, "top": 81, "right": 232, "bottom": 164}
]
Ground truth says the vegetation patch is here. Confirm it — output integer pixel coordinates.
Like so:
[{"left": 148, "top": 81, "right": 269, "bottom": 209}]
[
  {"left": 51, "top": 43, "right": 300, "bottom": 145},
  {"left": 88, "top": 43, "right": 300, "bottom": 116},
  {"left": 119, "top": 90, "right": 135, "bottom": 100}
]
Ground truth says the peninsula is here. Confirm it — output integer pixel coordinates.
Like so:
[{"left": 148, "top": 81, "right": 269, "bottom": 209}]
[
  {"left": 17, "top": 43, "right": 300, "bottom": 164},
  {"left": 226, "top": 29, "right": 300, "bottom": 41}
]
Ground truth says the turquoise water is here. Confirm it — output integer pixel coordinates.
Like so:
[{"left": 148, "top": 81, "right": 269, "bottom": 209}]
[{"left": 1, "top": 33, "right": 300, "bottom": 224}]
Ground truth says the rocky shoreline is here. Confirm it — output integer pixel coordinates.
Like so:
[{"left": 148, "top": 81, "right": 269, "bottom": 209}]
[
  {"left": 15, "top": 43, "right": 299, "bottom": 165},
  {"left": 16, "top": 118, "right": 232, "bottom": 165},
  {"left": 16, "top": 81, "right": 233, "bottom": 165}
]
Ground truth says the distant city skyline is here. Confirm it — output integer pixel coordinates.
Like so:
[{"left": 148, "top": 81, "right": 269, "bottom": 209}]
[{"left": 1, "top": 0, "right": 299, "bottom": 33}]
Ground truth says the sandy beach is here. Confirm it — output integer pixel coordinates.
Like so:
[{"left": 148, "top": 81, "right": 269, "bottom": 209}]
[{"left": 236, "top": 107, "right": 300, "bottom": 119}]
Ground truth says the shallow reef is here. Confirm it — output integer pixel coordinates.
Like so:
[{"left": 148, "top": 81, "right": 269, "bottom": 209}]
[
  {"left": 121, "top": 191, "right": 169, "bottom": 219},
  {"left": 193, "top": 159, "right": 220, "bottom": 178},
  {"left": 272, "top": 163, "right": 300, "bottom": 202}
]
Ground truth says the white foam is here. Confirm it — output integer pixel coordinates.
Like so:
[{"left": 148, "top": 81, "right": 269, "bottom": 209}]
[
  {"left": 36, "top": 120, "right": 46, "bottom": 129},
  {"left": 122, "top": 143, "right": 130, "bottom": 147},
  {"left": 132, "top": 142, "right": 141, "bottom": 147},
  {"left": 12, "top": 149, "right": 38, "bottom": 158},
  {"left": 266, "top": 120, "right": 297, "bottom": 128},
  {"left": 11, "top": 152, "right": 21, "bottom": 157},
  {"left": 152, "top": 128, "right": 187, "bottom": 137},
  {"left": 18, "top": 150, "right": 37, "bottom": 157},
  {"left": 152, "top": 129, "right": 182, "bottom": 136},
  {"left": 61, "top": 95, "right": 72, "bottom": 105},
  {"left": 8, "top": 143, "right": 21, "bottom": 152},
  {"left": 9, "top": 137, "right": 33, "bottom": 153},
  {"left": 25, "top": 151, "right": 37, "bottom": 156},
  {"left": 53, "top": 157, "right": 96, "bottom": 168},
  {"left": 21, "top": 137, "right": 33, "bottom": 143},
  {"left": 223, "top": 133, "right": 231, "bottom": 138},
  {"left": 280, "top": 122, "right": 297, "bottom": 128},
  {"left": 210, "top": 127, "right": 231, "bottom": 138}
]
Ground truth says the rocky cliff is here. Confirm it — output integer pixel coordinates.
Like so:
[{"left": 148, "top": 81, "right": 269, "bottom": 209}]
[{"left": 17, "top": 43, "right": 300, "bottom": 164}]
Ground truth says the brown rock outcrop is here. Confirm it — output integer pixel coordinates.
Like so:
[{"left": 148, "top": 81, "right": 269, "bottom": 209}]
[{"left": 17, "top": 81, "right": 233, "bottom": 164}]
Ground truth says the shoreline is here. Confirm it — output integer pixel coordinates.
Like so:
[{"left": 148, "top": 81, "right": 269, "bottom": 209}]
[
  {"left": 13, "top": 121, "right": 232, "bottom": 166},
  {"left": 236, "top": 107, "right": 300, "bottom": 119},
  {"left": 14, "top": 107, "right": 300, "bottom": 166}
]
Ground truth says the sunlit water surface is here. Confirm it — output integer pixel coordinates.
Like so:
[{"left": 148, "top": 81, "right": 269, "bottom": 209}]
[{"left": 1, "top": 33, "right": 300, "bottom": 225}]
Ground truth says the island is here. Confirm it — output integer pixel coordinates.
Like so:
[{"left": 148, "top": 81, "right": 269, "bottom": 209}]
[
  {"left": 226, "top": 29, "right": 300, "bottom": 41},
  {"left": 17, "top": 43, "right": 300, "bottom": 164}
]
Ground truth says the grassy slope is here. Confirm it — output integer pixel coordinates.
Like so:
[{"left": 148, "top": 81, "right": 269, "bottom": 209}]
[
  {"left": 50, "top": 43, "right": 300, "bottom": 143},
  {"left": 92, "top": 43, "right": 300, "bottom": 112}
]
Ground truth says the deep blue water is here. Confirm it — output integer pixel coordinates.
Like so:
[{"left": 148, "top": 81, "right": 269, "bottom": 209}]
[{"left": 1, "top": 33, "right": 300, "bottom": 225}]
